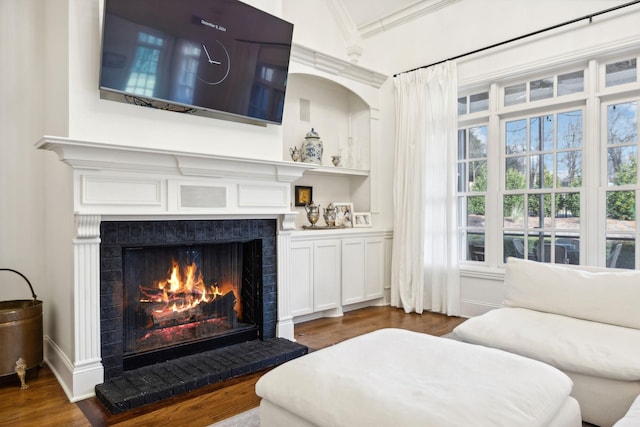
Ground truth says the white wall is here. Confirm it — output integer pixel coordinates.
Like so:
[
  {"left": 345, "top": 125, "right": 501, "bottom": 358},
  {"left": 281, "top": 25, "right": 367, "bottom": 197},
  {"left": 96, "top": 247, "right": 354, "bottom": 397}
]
[
  {"left": 0, "top": 1, "right": 46, "bottom": 303},
  {"left": 62, "top": 0, "right": 285, "bottom": 160}
]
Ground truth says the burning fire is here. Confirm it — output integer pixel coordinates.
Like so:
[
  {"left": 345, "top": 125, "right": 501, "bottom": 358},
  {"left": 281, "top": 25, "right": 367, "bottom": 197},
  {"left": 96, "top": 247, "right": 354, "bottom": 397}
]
[{"left": 139, "top": 260, "right": 239, "bottom": 318}]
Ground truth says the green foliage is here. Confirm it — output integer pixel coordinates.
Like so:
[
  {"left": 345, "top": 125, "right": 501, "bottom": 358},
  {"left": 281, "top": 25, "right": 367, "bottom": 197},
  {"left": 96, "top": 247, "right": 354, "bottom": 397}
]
[
  {"left": 608, "top": 157, "right": 637, "bottom": 221},
  {"left": 468, "top": 163, "right": 487, "bottom": 215},
  {"left": 505, "top": 166, "right": 526, "bottom": 191}
]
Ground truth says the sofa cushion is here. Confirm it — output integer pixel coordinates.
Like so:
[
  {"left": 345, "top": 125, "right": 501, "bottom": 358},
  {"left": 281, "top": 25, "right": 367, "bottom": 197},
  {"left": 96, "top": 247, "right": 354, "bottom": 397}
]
[
  {"left": 454, "top": 307, "right": 640, "bottom": 381},
  {"left": 503, "top": 257, "right": 640, "bottom": 329}
]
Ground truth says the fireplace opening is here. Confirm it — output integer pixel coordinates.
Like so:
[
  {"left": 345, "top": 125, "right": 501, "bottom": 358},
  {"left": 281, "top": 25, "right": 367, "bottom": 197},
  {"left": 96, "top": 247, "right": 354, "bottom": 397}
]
[
  {"left": 100, "top": 219, "right": 278, "bottom": 380},
  {"left": 121, "top": 240, "right": 262, "bottom": 370}
]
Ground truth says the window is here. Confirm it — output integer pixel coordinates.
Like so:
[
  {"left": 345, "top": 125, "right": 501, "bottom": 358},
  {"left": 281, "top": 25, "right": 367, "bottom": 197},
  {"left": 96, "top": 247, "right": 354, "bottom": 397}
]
[
  {"left": 458, "top": 91, "right": 489, "bottom": 116},
  {"left": 458, "top": 126, "right": 488, "bottom": 261},
  {"left": 457, "top": 53, "right": 640, "bottom": 269},
  {"left": 604, "top": 100, "right": 638, "bottom": 268},
  {"left": 504, "top": 70, "right": 585, "bottom": 106},
  {"left": 503, "top": 110, "right": 582, "bottom": 264},
  {"left": 605, "top": 59, "right": 637, "bottom": 87}
]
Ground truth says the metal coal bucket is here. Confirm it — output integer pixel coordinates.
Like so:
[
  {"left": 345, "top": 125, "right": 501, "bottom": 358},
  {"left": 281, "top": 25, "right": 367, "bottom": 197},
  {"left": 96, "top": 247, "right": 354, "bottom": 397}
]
[{"left": 0, "top": 268, "right": 43, "bottom": 389}]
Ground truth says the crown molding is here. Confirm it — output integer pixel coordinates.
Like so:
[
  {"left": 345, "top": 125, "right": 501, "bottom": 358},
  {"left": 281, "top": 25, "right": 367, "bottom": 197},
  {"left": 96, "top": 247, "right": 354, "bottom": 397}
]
[{"left": 357, "top": 0, "right": 460, "bottom": 39}]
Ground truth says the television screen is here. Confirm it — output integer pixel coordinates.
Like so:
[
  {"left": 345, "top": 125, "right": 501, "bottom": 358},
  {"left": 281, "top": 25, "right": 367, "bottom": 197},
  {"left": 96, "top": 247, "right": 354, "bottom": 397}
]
[{"left": 99, "top": 0, "right": 294, "bottom": 124}]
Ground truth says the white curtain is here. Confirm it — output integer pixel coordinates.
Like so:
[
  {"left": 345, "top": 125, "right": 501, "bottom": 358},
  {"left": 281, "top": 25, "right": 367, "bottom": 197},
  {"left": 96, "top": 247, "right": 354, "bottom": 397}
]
[{"left": 391, "top": 62, "right": 460, "bottom": 316}]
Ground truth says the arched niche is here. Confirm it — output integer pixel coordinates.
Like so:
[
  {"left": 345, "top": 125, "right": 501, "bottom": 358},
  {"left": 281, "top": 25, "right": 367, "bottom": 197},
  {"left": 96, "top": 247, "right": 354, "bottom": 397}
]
[{"left": 282, "top": 72, "right": 372, "bottom": 170}]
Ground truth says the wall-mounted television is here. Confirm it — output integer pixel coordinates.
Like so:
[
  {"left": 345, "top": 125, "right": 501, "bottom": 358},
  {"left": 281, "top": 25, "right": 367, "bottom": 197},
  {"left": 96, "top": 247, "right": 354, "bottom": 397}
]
[{"left": 99, "top": 0, "right": 294, "bottom": 125}]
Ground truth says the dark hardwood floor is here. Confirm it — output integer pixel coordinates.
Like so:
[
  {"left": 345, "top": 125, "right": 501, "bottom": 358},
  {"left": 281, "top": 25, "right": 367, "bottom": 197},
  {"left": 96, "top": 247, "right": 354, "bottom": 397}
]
[{"left": 0, "top": 306, "right": 465, "bottom": 426}]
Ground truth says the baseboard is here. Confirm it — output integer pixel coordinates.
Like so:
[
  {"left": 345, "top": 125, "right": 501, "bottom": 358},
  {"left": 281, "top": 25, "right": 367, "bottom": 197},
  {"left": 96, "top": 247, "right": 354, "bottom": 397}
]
[
  {"left": 44, "top": 335, "right": 104, "bottom": 402},
  {"left": 459, "top": 299, "right": 500, "bottom": 318}
]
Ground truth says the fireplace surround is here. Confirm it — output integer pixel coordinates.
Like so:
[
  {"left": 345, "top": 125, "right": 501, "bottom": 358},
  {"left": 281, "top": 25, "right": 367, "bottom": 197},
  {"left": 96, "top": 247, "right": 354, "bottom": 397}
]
[{"left": 37, "top": 137, "right": 313, "bottom": 401}]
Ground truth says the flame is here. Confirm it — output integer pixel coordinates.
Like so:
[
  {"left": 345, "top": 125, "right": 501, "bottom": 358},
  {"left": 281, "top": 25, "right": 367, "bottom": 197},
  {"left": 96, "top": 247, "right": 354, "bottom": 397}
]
[{"left": 139, "top": 260, "right": 240, "bottom": 316}]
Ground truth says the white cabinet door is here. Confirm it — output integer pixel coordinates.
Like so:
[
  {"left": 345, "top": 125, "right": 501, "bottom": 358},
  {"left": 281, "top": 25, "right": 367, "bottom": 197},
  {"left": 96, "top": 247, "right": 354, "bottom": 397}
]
[
  {"left": 290, "top": 241, "right": 314, "bottom": 317},
  {"left": 313, "top": 239, "right": 341, "bottom": 311},
  {"left": 364, "top": 237, "right": 384, "bottom": 300},
  {"left": 341, "top": 238, "right": 365, "bottom": 305},
  {"left": 342, "top": 237, "right": 384, "bottom": 304}
]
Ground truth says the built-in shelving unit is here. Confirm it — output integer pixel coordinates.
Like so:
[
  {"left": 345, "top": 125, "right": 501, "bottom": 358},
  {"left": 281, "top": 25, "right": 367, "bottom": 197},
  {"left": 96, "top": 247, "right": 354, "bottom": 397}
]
[
  {"left": 281, "top": 57, "right": 386, "bottom": 228},
  {"left": 281, "top": 48, "right": 393, "bottom": 321}
]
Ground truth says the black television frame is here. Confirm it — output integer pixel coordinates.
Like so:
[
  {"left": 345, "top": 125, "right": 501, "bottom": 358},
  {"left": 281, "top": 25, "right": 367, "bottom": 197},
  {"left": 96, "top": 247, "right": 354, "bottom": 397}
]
[{"left": 98, "top": 0, "right": 294, "bottom": 125}]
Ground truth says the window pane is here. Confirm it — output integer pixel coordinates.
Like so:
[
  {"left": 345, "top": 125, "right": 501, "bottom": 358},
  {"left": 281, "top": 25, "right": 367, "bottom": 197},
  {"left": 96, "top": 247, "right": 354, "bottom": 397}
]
[
  {"left": 467, "top": 233, "right": 485, "bottom": 261},
  {"left": 469, "top": 126, "right": 488, "bottom": 158},
  {"left": 469, "top": 92, "right": 489, "bottom": 113},
  {"left": 606, "top": 191, "right": 636, "bottom": 229},
  {"left": 458, "top": 97, "right": 468, "bottom": 115},
  {"left": 504, "top": 234, "right": 535, "bottom": 261},
  {"left": 606, "top": 238, "right": 635, "bottom": 269},
  {"left": 555, "top": 193, "right": 580, "bottom": 229},
  {"left": 605, "top": 58, "right": 637, "bottom": 87},
  {"left": 506, "top": 119, "right": 527, "bottom": 154},
  {"left": 557, "top": 70, "right": 584, "bottom": 96},
  {"left": 530, "top": 232, "right": 554, "bottom": 263},
  {"left": 528, "top": 193, "right": 552, "bottom": 228},
  {"left": 607, "top": 102, "right": 637, "bottom": 145},
  {"left": 530, "top": 77, "right": 554, "bottom": 101},
  {"left": 557, "top": 151, "right": 582, "bottom": 187},
  {"left": 557, "top": 111, "right": 583, "bottom": 149},
  {"left": 607, "top": 146, "right": 638, "bottom": 185},
  {"left": 556, "top": 235, "right": 580, "bottom": 264},
  {"left": 529, "top": 154, "right": 554, "bottom": 189},
  {"left": 530, "top": 115, "right": 553, "bottom": 152},
  {"left": 467, "top": 196, "right": 485, "bottom": 227},
  {"left": 469, "top": 161, "right": 487, "bottom": 192},
  {"left": 504, "top": 195, "right": 525, "bottom": 227},
  {"left": 506, "top": 157, "right": 526, "bottom": 190},
  {"left": 505, "top": 83, "right": 526, "bottom": 106}
]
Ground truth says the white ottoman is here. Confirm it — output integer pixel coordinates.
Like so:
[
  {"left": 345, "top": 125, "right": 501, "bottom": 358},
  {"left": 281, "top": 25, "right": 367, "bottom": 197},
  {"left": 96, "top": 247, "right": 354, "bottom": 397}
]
[{"left": 256, "top": 328, "right": 581, "bottom": 427}]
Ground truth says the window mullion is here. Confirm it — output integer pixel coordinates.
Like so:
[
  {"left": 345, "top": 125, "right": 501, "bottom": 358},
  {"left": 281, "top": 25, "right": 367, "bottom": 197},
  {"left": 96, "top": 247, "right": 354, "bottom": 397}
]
[
  {"left": 584, "top": 59, "right": 603, "bottom": 266},
  {"left": 486, "top": 83, "right": 501, "bottom": 266}
]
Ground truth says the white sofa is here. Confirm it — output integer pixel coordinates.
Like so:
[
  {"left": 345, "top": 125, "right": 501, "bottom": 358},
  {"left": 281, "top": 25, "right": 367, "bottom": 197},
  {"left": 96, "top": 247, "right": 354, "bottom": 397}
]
[
  {"left": 453, "top": 257, "right": 640, "bottom": 427},
  {"left": 614, "top": 394, "right": 640, "bottom": 426}
]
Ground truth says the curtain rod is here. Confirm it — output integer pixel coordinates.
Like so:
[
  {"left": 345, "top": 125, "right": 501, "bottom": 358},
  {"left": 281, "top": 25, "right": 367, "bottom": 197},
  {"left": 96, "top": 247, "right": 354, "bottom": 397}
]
[{"left": 393, "top": 0, "right": 640, "bottom": 77}]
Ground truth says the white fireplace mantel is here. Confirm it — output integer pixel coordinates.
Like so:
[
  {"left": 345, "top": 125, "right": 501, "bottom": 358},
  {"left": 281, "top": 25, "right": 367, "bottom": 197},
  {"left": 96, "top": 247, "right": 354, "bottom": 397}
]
[
  {"left": 36, "top": 135, "right": 309, "bottom": 401},
  {"left": 36, "top": 136, "right": 314, "bottom": 183},
  {"left": 36, "top": 136, "right": 315, "bottom": 218}
]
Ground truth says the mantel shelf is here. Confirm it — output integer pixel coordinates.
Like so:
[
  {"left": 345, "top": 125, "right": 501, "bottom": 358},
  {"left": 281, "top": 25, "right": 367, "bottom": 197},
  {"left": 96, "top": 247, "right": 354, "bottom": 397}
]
[
  {"left": 304, "top": 165, "right": 370, "bottom": 177},
  {"left": 36, "top": 136, "right": 316, "bottom": 183}
]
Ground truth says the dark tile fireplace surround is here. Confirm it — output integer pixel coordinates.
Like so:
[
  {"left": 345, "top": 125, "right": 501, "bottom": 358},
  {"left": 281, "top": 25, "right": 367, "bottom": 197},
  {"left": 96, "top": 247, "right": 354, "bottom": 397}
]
[{"left": 96, "top": 218, "right": 307, "bottom": 413}]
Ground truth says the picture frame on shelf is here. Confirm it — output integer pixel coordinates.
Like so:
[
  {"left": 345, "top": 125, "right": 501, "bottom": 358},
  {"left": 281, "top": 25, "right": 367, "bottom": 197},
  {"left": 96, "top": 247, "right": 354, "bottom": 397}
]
[
  {"left": 353, "top": 212, "right": 372, "bottom": 227},
  {"left": 294, "top": 186, "right": 313, "bottom": 207},
  {"left": 333, "top": 202, "right": 354, "bottom": 227}
]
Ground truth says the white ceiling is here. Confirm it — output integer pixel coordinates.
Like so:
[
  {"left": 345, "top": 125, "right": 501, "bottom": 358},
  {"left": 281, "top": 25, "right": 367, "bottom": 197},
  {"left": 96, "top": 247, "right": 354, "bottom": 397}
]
[{"left": 334, "top": 0, "right": 458, "bottom": 38}]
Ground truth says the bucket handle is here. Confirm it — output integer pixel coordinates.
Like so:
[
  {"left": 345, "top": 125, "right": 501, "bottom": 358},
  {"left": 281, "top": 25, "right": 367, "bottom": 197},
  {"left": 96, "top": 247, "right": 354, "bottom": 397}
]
[{"left": 0, "top": 268, "right": 37, "bottom": 301}]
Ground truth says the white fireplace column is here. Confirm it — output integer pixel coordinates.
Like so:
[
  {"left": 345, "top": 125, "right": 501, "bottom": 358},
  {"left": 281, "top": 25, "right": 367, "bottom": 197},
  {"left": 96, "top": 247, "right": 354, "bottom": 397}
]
[{"left": 71, "top": 214, "right": 104, "bottom": 400}]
